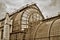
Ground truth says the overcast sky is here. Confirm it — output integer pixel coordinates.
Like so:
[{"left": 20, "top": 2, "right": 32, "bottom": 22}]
[{"left": 0, "top": 0, "right": 60, "bottom": 19}]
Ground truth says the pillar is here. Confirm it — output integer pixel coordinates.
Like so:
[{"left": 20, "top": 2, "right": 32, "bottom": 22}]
[{"left": 3, "top": 13, "right": 11, "bottom": 40}]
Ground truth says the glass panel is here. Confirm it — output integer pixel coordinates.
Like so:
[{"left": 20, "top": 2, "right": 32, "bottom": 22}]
[
  {"left": 21, "top": 25, "right": 27, "bottom": 28},
  {"left": 22, "top": 17, "right": 27, "bottom": 20},
  {"left": 24, "top": 11, "right": 30, "bottom": 16},
  {"left": 23, "top": 13, "right": 28, "bottom": 17},
  {"left": 22, "top": 21, "right": 28, "bottom": 23},
  {"left": 22, "top": 21, "right": 26, "bottom": 24},
  {"left": 22, "top": 17, "right": 28, "bottom": 20}
]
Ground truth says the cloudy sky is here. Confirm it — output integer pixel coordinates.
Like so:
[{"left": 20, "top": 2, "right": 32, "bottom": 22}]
[{"left": 0, "top": 0, "right": 60, "bottom": 19}]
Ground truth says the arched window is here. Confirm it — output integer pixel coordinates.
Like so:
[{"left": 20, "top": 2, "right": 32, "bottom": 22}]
[{"left": 20, "top": 4, "right": 44, "bottom": 31}]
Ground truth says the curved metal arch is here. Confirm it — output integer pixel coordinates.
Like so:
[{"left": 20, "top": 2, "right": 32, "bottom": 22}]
[
  {"left": 20, "top": 10, "right": 29, "bottom": 30},
  {"left": 12, "top": 5, "right": 39, "bottom": 31},
  {"left": 26, "top": 8, "right": 41, "bottom": 23},
  {"left": 33, "top": 20, "right": 54, "bottom": 40},
  {"left": 12, "top": 4, "right": 44, "bottom": 32},
  {"left": 49, "top": 18, "right": 60, "bottom": 40},
  {"left": 19, "top": 9, "right": 42, "bottom": 40},
  {"left": 33, "top": 18, "right": 60, "bottom": 40},
  {"left": 20, "top": 4, "right": 44, "bottom": 23},
  {"left": 12, "top": 11, "right": 25, "bottom": 32},
  {"left": 21, "top": 7, "right": 42, "bottom": 30},
  {"left": 12, "top": 4, "right": 44, "bottom": 23},
  {"left": 27, "top": 7, "right": 44, "bottom": 19},
  {"left": 12, "top": 4, "right": 40, "bottom": 24},
  {"left": 12, "top": 13, "right": 20, "bottom": 32},
  {"left": 33, "top": 22, "right": 44, "bottom": 40},
  {"left": 21, "top": 6, "right": 42, "bottom": 18},
  {"left": 28, "top": 10, "right": 41, "bottom": 27}
]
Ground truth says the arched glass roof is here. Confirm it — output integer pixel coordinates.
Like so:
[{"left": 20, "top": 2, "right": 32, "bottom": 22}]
[
  {"left": 33, "top": 18, "right": 60, "bottom": 40},
  {"left": 12, "top": 4, "right": 44, "bottom": 32}
]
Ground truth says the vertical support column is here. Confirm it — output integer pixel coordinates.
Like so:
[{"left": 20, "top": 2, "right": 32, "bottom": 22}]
[
  {"left": 3, "top": 24, "right": 10, "bottom": 40},
  {"left": 3, "top": 13, "right": 12, "bottom": 40}
]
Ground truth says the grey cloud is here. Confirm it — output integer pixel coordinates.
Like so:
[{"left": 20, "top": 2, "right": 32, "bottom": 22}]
[{"left": 0, "top": 0, "right": 60, "bottom": 19}]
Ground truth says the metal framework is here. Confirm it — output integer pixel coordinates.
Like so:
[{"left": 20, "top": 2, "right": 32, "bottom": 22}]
[
  {"left": 33, "top": 17, "right": 60, "bottom": 40},
  {"left": 10, "top": 3, "right": 44, "bottom": 40},
  {"left": 9, "top": 3, "right": 60, "bottom": 40}
]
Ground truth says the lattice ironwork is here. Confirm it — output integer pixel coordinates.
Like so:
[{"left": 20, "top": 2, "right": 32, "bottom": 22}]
[
  {"left": 33, "top": 18, "right": 60, "bottom": 40},
  {"left": 10, "top": 3, "right": 44, "bottom": 40}
]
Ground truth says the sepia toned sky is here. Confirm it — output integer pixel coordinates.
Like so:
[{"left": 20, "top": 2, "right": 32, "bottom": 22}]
[{"left": 0, "top": 0, "right": 60, "bottom": 19}]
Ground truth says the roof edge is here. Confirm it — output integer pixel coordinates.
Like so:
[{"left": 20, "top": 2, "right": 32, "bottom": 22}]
[{"left": 0, "top": 3, "right": 38, "bottom": 21}]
